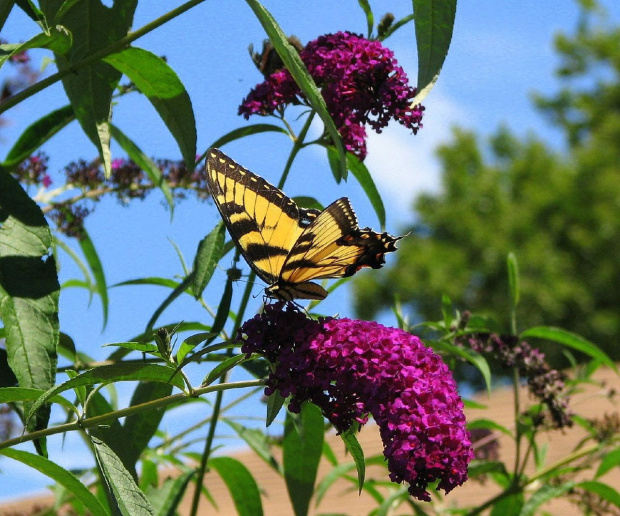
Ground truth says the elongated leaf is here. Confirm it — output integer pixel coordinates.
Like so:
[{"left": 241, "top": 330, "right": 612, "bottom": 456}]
[
  {"left": 92, "top": 437, "right": 155, "bottom": 516},
  {"left": 145, "top": 275, "right": 193, "bottom": 333},
  {"left": 520, "top": 482, "right": 576, "bottom": 516},
  {"left": 224, "top": 420, "right": 280, "bottom": 473},
  {"left": 114, "top": 277, "right": 182, "bottom": 289},
  {"left": 577, "top": 481, "right": 620, "bottom": 508},
  {"left": 244, "top": 0, "right": 347, "bottom": 177},
  {"left": 0, "top": 386, "right": 77, "bottom": 413},
  {"left": 340, "top": 427, "right": 365, "bottom": 493},
  {"left": 146, "top": 470, "right": 195, "bottom": 516},
  {"left": 103, "top": 47, "right": 196, "bottom": 169},
  {"left": 507, "top": 252, "right": 520, "bottom": 308},
  {"left": 315, "top": 462, "right": 356, "bottom": 506},
  {"left": 596, "top": 447, "right": 620, "bottom": 478},
  {"left": 0, "top": 2, "right": 14, "bottom": 32},
  {"left": 0, "top": 167, "right": 59, "bottom": 454},
  {"left": 468, "top": 418, "right": 513, "bottom": 438},
  {"left": 377, "top": 13, "right": 415, "bottom": 42},
  {"left": 413, "top": 0, "right": 457, "bottom": 96},
  {"left": 357, "top": 0, "right": 373, "bottom": 38},
  {"left": 102, "top": 341, "right": 159, "bottom": 354},
  {"left": 490, "top": 492, "right": 523, "bottom": 516},
  {"left": 192, "top": 222, "right": 225, "bottom": 298},
  {"left": 520, "top": 326, "right": 618, "bottom": 372},
  {"left": 208, "top": 276, "right": 233, "bottom": 341},
  {"left": 266, "top": 389, "right": 285, "bottom": 427},
  {"left": 119, "top": 381, "right": 174, "bottom": 472},
  {"left": 0, "top": 25, "right": 71, "bottom": 69},
  {"left": 283, "top": 403, "right": 324, "bottom": 516},
  {"left": 426, "top": 339, "right": 491, "bottom": 393},
  {"left": 39, "top": 0, "right": 138, "bottom": 177},
  {"left": 206, "top": 123, "right": 288, "bottom": 158},
  {"left": 201, "top": 354, "right": 246, "bottom": 386},
  {"left": 467, "top": 460, "right": 509, "bottom": 479},
  {"left": 3, "top": 105, "right": 74, "bottom": 167},
  {"left": 27, "top": 363, "right": 184, "bottom": 421},
  {"left": 0, "top": 448, "right": 107, "bottom": 516},
  {"left": 77, "top": 226, "right": 108, "bottom": 329},
  {"left": 209, "top": 457, "right": 263, "bottom": 516},
  {"left": 110, "top": 124, "right": 174, "bottom": 214}
]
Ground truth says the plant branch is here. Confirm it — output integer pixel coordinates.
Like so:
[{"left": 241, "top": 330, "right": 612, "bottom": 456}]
[
  {"left": 0, "top": 0, "right": 207, "bottom": 115},
  {"left": 0, "top": 380, "right": 263, "bottom": 451}
]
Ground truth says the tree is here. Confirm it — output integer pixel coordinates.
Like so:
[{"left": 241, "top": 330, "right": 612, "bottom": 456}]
[{"left": 353, "top": 3, "right": 620, "bottom": 364}]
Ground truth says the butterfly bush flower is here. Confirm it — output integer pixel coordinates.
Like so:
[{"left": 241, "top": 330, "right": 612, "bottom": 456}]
[
  {"left": 239, "top": 31, "right": 424, "bottom": 160},
  {"left": 238, "top": 303, "right": 473, "bottom": 501}
]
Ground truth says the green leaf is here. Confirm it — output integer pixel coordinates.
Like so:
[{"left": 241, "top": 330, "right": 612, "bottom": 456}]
[
  {"left": 520, "top": 481, "right": 576, "bottom": 516},
  {"left": 343, "top": 150, "right": 386, "bottom": 228},
  {"left": 357, "top": 0, "right": 373, "bottom": 38},
  {"left": 201, "top": 353, "right": 246, "bottom": 386},
  {"left": 0, "top": 25, "right": 72, "bottom": 69},
  {"left": 596, "top": 447, "right": 620, "bottom": 478},
  {"left": 102, "top": 341, "right": 160, "bottom": 354},
  {"left": 0, "top": 2, "right": 13, "bottom": 33},
  {"left": 413, "top": 0, "right": 457, "bottom": 100},
  {"left": 468, "top": 418, "right": 513, "bottom": 438},
  {"left": 507, "top": 252, "right": 520, "bottom": 308},
  {"left": 192, "top": 222, "right": 225, "bottom": 299},
  {"left": 426, "top": 339, "right": 492, "bottom": 393},
  {"left": 266, "top": 389, "right": 285, "bottom": 427},
  {"left": 520, "top": 326, "right": 618, "bottom": 372},
  {"left": 224, "top": 420, "right": 281, "bottom": 473},
  {"left": 340, "top": 427, "right": 365, "bottom": 493},
  {"left": 145, "top": 275, "right": 193, "bottom": 333},
  {"left": 489, "top": 491, "right": 523, "bottom": 516},
  {"left": 577, "top": 481, "right": 620, "bottom": 508},
  {"left": 0, "top": 448, "right": 107, "bottom": 516},
  {"left": 3, "top": 105, "right": 74, "bottom": 167},
  {"left": 208, "top": 276, "right": 234, "bottom": 340},
  {"left": 77, "top": 226, "right": 109, "bottom": 329},
  {"left": 244, "top": 0, "right": 347, "bottom": 177},
  {"left": 118, "top": 382, "right": 174, "bottom": 472},
  {"left": 283, "top": 403, "right": 324, "bottom": 516},
  {"left": 0, "top": 167, "right": 59, "bottom": 454},
  {"left": 110, "top": 123, "right": 174, "bottom": 214},
  {"left": 466, "top": 460, "right": 509, "bottom": 479},
  {"left": 114, "top": 277, "right": 182, "bottom": 289},
  {"left": 206, "top": 123, "right": 288, "bottom": 158},
  {"left": 209, "top": 457, "right": 263, "bottom": 516},
  {"left": 314, "top": 462, "right": 357, "bottom": 506},
  {"left": 103, "top": 47, "right": 196, "bottom": 170},
  {"left": 27, "top": 363, "right": 184, "bottom": 422},
  {"left": 0, "top": 386, "right": 77, "bottom": 414},
  {"left": 92, "top": 437, "right": 155, "bottom": 516},
  {"left": 146, "top": 470, "right": 195, "bottom": 516},
  {"left": 39, "top": 0, "right": 138, "bottom": 177}
]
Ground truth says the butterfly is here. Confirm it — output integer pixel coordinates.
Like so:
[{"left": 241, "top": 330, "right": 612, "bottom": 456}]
[{"left": 206, "top": 148, "right": 402, "bottom": 301}]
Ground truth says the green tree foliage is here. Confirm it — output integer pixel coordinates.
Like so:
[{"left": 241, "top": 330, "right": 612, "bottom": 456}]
[{"left": 353, "top": 4, "right": 620, "bottom": 364}]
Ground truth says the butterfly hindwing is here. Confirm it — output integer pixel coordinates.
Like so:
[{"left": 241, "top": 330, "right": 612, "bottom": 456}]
[{"left": 206, "top": 148, "right": 401, "bottom": 301}]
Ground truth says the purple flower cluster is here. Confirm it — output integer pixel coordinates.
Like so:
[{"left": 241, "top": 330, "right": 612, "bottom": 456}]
[
  {"left": 459, "top": 333, "right": 573, "bottom": 429},
  {"left": 239, "top": 31, "right": 424, "bottom": 160},
  {"left": 14, "top": 152, "right": 209, "bottom": 237},
  {"left": 238, "top": 303, "right": 472, "bottom": 501},
  {"left": 13, "top": 153, "right": 52, "bottom": 187}
]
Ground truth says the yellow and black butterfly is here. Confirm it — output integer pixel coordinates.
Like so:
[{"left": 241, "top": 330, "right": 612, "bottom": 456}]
[{"left": 206, "top": 148, "right": 402, "bottom": 301}]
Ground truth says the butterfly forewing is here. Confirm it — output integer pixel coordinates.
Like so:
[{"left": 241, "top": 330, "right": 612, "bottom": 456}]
[{"left": 206, "top": 149, "right": 311, "bottom": 284}]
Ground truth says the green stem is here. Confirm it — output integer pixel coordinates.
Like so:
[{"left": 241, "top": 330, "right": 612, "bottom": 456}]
[
  {"left": 277, "top": 111, "right": 315, "bottom": 190},
  {"left": 0, "top": 380, "right": 263, "bottom": 451},
  {"left": 189, "top": 267, "right": 251, "bottom": 516},
  {"left": 511, "top": 366, "right": 522, "bottom": 478},
  {"left": 0, "top": 0, "right": 207, "bottom": 115}
]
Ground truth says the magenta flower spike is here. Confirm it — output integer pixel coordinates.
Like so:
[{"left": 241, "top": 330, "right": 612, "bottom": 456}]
[{"left": 238, "top": 303, "right": 473, "bottom": 501}]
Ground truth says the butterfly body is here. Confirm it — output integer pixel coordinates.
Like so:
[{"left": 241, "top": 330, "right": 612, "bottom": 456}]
[{"left": 206, "top": 149, "right": 401, "bottom": 300}]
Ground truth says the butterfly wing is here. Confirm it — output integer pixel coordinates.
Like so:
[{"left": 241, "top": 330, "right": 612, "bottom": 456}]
[
  {"left": 206, "top": 149, "right": 319, "bottom": 287},
  {"left": 269, "top": 197, "right": 401, "bottom": 299}
]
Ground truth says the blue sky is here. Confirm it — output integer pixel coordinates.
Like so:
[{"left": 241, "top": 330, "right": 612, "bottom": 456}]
[{"left": 1, "top": 0, "right": 619, "bottom": 503}]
